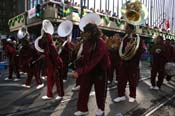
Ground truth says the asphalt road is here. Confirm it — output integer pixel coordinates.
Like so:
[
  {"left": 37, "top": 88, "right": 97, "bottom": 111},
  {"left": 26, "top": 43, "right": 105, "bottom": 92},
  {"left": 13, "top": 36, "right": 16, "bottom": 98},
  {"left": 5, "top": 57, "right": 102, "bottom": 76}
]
[{"left": 0, "top": 62, "right": 175, "bottom": 116}]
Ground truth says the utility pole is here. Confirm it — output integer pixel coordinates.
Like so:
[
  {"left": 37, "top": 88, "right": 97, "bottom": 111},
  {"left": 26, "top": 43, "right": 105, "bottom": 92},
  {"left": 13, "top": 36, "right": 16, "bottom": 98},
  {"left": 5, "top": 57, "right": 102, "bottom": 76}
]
[
  {"left": 172, "top": 0, "right": 174, "bottom": 32},
  {"left": 80, "top": 0, "right": 85, "bottom": 18},
  {"left": 150, "top": 0, "right": 153, "bottom": 26}
]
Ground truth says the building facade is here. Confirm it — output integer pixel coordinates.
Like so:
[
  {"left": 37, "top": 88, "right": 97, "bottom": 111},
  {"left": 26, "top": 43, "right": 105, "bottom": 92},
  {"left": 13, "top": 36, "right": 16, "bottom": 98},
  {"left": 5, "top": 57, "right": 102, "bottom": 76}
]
[
  {"left": 7, "top": 0, "right": 175, "bottom": 40},
  {"left": 0, "top": 0, "right": 25, "bottom": 34}
]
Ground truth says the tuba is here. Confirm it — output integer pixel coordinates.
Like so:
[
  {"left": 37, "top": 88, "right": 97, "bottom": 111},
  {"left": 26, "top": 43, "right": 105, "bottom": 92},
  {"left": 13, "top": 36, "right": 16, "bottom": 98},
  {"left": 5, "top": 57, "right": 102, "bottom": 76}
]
[
  {"left": 34, "top": 19, "right": 54, "bottom": 53},
  {"left": 57, "top": 20, "right": 73, "bottom": 54},
  {"left": 121, "top": 0, "right": 148, "bottom": 25},
  {"left": 77, "top": 13, "right": 101, "bottom": 58},
  {"left": 119, "top": 0, "right": 148, "bottom": 61},
  {"left": 17, "top": 25, "right": 29, "bottom": 39}
]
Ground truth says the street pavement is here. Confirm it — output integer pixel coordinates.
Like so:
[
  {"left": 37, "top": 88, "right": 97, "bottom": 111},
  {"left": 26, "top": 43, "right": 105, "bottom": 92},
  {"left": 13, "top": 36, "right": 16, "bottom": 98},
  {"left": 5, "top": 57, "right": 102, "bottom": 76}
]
[{"left": 0, "top": 61, "right": 175, "bottom": 116}]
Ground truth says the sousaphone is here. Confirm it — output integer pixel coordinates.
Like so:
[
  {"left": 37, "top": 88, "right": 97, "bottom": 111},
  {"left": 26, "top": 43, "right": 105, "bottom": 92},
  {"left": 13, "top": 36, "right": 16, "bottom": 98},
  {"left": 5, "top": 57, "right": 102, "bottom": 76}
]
[
  {"left": 34, "top": 19, "right": 54, "bottom": 53},
  {"left": 77, "top": 13, "right": 101, "bottom": 58},
  {"left": 17, "top": 25, "right": 29, "bottom": 39},
  {"left": 119, "top": 0, "right": 148, "bottom": 61},
  {"left": 57, "top": 20, "right": 73, "bottom": 54},
  {"left": 121, "top": 0, "right": 148, "bottom": 25},
  {"left": 79, "top": 13, "right": 101, "bottom": 31}
]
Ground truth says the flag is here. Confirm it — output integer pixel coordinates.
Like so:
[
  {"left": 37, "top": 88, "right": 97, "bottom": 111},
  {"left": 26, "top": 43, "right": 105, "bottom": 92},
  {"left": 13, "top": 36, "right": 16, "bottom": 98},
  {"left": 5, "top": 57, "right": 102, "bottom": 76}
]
[
  {"left": 103, "top": 16, "right": 110, "bottom": 25},
  {"left": 115, "top": 19, "right": 121, "bottom": 27},
  {"left": 64, "top": 7, "right": 73, "bottom": 16},
  {"left": 165, "top": 19, "right": 170, "bottom": 29}
]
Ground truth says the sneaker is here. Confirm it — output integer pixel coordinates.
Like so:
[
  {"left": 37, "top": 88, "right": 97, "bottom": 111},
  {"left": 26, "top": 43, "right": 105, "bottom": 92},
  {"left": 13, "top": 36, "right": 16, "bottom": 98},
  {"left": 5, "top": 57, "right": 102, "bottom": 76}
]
[
  {"left": 128, "top": 97, "right": 136, "bottom": 103},
  {"left": 72, "top": 85, "right": 80, "bottom": 91},
  {"left": 41, "top": 76, "right": 47, "bottom": 80},
  {"left": 20, "top": 72, "right": 24, "bottom": 74},
  {"left": 150, "top": 86, "right": 154, "bottom": 89},
  {"left": 63, "top": 79, "right": 67, "bottom": 83},
  {"left": 24, "top": 72, "right": 27, "bottom": 75},
  {"left": 4, "top": 77, "right": 12, "bottom": 81},
  {"left": 74, "top": 111, "right": 88, "bottom": 116},
  {"left": 36, "top": 83, "right": 44, "bottom": 89},
  {"left": 107, "top": 81, "right": 112, "bottom": 84},
  {"left": 154, "top": 86, "right": 159, "bottom": 90},
  {"left": 96, "top": 109, "right": 104, "bottom": 116},
  {"left": 21, "top": 84, "right": 31, "bottom": 88},
  {"left": 150, "top": 86, "right": 159, "bottom": 90},
  {"left": 114, "top": 80, "right": 118, "bottom": 84},
  {"left": 42, "top": 95, "right": 52, "bottom": 100},
  {"left": 55, "top": 96, "right": 62, "bottom": 100},
  {"left": 13, "top": 78, "right": 21, "bottom": 82},
  {"left": 113, "top": 96, "right": 126, "bottom": 103}
]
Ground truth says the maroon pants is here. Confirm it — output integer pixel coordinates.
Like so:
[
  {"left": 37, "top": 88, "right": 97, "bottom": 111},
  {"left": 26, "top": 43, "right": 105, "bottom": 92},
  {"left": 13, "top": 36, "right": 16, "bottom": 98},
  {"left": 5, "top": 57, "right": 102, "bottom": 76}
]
[
  {"left": 26, "top": 65, "right": 42, "bottom": 86},
  {"left": 118, "top": 67, "right": 139, "bottom": 98},
  {"left": 75, "top": 76, "right": 81, "bottom": 86},
  {"left": 9, "top": 56, "right": 20, "bottom": 79},
  {"left": 62, "top": 62, "right": 68, "bottom": 80},
  {"left": 108, "top": 63, "right": 120, "bottom": 82},
  {"left": 77, "top": 73, "right": 107, "bottom": 112},
  {"left": 151, "top": 66, "right": 165, "bottom": 88},
  {"left": 47, "top": 68, "right": 64, "bottom": 97}
]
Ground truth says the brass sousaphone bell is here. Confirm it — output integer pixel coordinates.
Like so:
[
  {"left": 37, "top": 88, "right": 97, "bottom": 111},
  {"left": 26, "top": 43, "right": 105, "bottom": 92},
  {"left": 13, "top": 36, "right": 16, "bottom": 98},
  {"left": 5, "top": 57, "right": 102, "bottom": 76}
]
[
  {"left": 121, "top": 0, "right": 148, "bottom": 25},
  {"left": 119, "top": 0, "right": 148, "bottom": 61}
]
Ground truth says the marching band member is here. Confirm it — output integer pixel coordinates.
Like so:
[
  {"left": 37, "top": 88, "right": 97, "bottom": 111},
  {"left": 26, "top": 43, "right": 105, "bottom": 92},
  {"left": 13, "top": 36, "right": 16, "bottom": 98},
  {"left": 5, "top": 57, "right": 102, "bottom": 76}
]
[
  {"left": 34, "top": 20, "right": 64, "bottom": 100},
  {"left": 59, "top": 37, "right": 72, "bottom": 83},
  {"left": 107, "top": 34, "right": 121, "bottom": 84},
  {"left": 57, "top": 20, "right": 73, "bottom": 83},
  {"left": 150, "top": 36, "right": 167, "bottom": 90},
  {"left": 113, "top": 23, "right": 145, "bottom": 103},
  {"left": 19, "top": 37, "right": 44, "bottom": 89},
  {"left": 164, "top": 39, "right": 174, "bottom": 82},
  {"left": 70, "top": 23, "right": 110, "bottom": 116},
  {"left": 2, "top": 38, "right": 21, "bottom": 81},
  {"left": 41, "top": 33, "right": 64, "bottom": 100},
  {"left": 71, "top": 41, "right": 83, "bottom": 91}
]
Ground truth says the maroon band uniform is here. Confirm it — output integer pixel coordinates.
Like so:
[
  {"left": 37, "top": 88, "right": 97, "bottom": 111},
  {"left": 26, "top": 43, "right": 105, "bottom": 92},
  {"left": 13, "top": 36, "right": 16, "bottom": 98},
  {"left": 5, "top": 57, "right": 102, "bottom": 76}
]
[
  {"left": 19, "top": 43, "right": 42, "bottom": 86},
  {"left": 60, "top": 41, "right": 72, "bottom": 81},
  {"left": 4, "top": 43, "right": 20, "bottom": 79},
  {"left": 118, "top": 35, "right": 144, "bottom": 98},
  {"left": 44, "top": 34, "right": 64, "bottom": 97},
  {"left": 150, "top": 36, "right": 167, "bottom": 89},
  {"left": 75, "top": 38, "right": 110, "bottom": 112}
]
